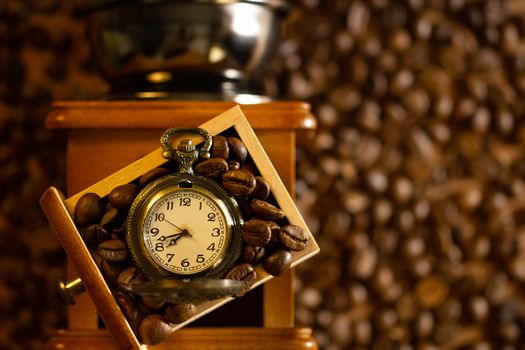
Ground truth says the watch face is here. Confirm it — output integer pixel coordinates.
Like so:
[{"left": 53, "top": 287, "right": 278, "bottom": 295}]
[
  {"left": 143, "top": 188, "right": 230, "bottom": 275},
  {"left": 126, "top": 174, "right": 243, "bottom": 280}
]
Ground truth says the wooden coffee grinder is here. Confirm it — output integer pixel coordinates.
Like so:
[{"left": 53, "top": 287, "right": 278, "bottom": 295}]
[{"left": 43, "top": 0, "right": 318, "bottom": 349}]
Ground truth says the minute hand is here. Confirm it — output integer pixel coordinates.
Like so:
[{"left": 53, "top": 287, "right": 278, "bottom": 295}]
[{"left": 163, "top": 218, "right": 184, "bottom": 231}]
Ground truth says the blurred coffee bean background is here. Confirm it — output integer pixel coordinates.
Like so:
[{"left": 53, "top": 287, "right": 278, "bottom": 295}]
[
  {"left": 1, "top": 1, "right": 106, "bottom": 349},
  {"left": 3, "top": 0, "right": 525, "bottom": 349}
]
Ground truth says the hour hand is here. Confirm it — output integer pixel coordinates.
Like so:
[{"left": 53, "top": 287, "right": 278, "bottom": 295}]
[
  {"left": 166, "top": 229, "right": 191, "bottom": 247},
  {"left": 157, "top": 233, "right": 182, "bottom": 242}
]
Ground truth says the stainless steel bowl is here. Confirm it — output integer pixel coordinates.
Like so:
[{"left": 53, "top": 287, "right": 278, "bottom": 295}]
[{"left": 79, "top": 0, "right": 289, "bottom": 101}]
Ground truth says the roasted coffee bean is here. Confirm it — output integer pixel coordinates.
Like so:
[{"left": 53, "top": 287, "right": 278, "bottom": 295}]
[
  {"left": 279, "top": 224, "right": 309, "bottom": 251},
  {"left": 195, "top": 158, "right": 228, "bottom": 178},
  {"left": 100, "top": 205, "right": 124, "bottom": 228},
  {"left": 263, "top": 250, "right": 292, "bottom": 276},
  {"left": 350, "top": 245, "right": 378, "bottom": 280},
  {"left": 211, "top": 135, "right": 229, "bottom": 159},
  {"left": 252, "top": 176, "right": 271, "bottom": 200},
  {"left": 110, "top": 233, "right": 120, "bottom": 240},
  {"left": 416, "top": 275, "right": 449, "bottom": 309},
  {"left": 116, "top": 266, "right": 144, "bottom": 292},
  {"left": 242, "top": 219, "right": 271, "bottom": 246},
  {"left": 101, "top": 259, "right": 126, "bottom": 284},
  {"left": 108, "top": 183, "right": 139, "bottom": 209},
  {"left": 225, "top": 263, "right": 257, "bottom": 296},
  {"left": 82, "top": 224, "right": 109, "bottom": 250},
  {"left": 228, "top": 137, "right": 248, "bottom": 162},
  {"left": 229, "top": 160, "right": 241, "bottom": 170},
  {"left": 139, "top": 167, "right": 170, "bottom": 187},
  {"left": 222, "top": 169, "right": 256, "bottom": 196},
  {"left": 137, "top": 314, "right": 173, "bottom": 345},
  {"left": 166, "top": 303, "right": 196, "bottom": 324},
  {"left": 243, "top": 245, "right": 266, "bottom": 265},
  {"left": 74, "top": 192, "right": 105, "bottom": 226},
  {"left": 97, "top": 239, "right": 128, "bottom": 262},
  {"left": 250, "top": 199, "right": 285, "bottom": 220},
  {"left": 266, "top": 221, "right": 281, "bottom": 244}
]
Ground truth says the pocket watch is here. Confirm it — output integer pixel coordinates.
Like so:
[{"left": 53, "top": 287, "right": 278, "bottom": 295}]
[{"left": 126, "top": 127, "right": 243, "bottom": 281}]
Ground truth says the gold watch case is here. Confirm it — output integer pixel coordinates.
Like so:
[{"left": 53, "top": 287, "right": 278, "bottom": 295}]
[{"left": 126, "top": 173, "right": 243, "bottom": 280}]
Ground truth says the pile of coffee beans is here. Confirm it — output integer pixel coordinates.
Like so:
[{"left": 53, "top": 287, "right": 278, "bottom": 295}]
[
  {"left": 73, "top": 133, "right": 308, "bottom": 345},
  {"left": 0, "top": 2, "right": 107, "bottom": 349},
  {"left": 198, "top": 134, "right": 309, "bottom": 282},
  {"left": 272, "top": 0, "right": 525, "bottom": 349}
]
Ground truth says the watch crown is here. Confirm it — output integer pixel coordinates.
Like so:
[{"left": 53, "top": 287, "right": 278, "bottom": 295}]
[{"left": 178, "top": 139, "right": 195, "bottom": 153}]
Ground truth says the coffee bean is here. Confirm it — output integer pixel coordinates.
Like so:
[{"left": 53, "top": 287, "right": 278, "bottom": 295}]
[
  {"left": 243, "top": 245, "right": 266, "bottom": 265},
  {"left": 225, "top": 263, "right": 257, "bottom": 296},
  {"left": 228, "top": 160, "right": 241, "bottom": 170},
  {"left": 279, "top": 225, "right": 309, "bottom": 251},
  {"left": 350, "top": 245, "right": 378, "bottom": 280},
  {"left": 74, "top": 192, "right": 105, "bottom": 227},
  {"left": 228, "top": 137, "right": 248, "bottom": 162},
  {"left": 195, "top": 158, "right": 228, "bottom": 178},
  {"left": 266, "top": 221, "right": 281, "bottom": 244},
  {"left": 82, "top": 224, "right": 109, "bottom": 250},
  {"left": 252, "top": 176, "right": 271, "bottom": 200},
  {"left": 139, "top": 167, "right": 170, "bottom": 187},
  {"left": 263, "top": 250, "right": 292, "bottom": 276},
  {"left": 101, "top": 259, "right": 126, "bottom": 284},
  {"left": 100, "top": 205, "right": 123, "bottom": 229},
  {"left": 211, "top": 135, "right": 229, "bottom": 159},
  {"left": 242, "top": 219, "right": 271, "bottom": 246},
  {"left": 108, "top": 183, "right": 139, "bottom": 209},
  {"left": 250, "top": 199, "right": 285, "bottom": 220},
  {"left": 416, "top": 275, "right": 449, "bottom": 309},
  {"left": 137, "top": 314, "right": 173, "bottom": 345},
  {"left": 166, "top": 303, "right": 196, "bottom": 324},
  {"left": 222, "top": 169, "right": 256, "bottom": 196},
  {"left": 97, "top": 239, "right": 128, "bottom": 262},
  {"left": 116, "top": 266, "right": 144, "bottom": 292}
]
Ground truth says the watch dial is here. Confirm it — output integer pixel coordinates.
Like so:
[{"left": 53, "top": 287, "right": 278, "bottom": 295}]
[{"left": 142, "top": 189, "right": 229, "bottom": 275}]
